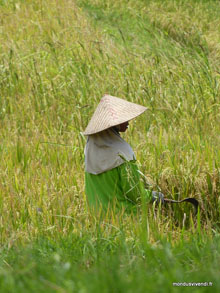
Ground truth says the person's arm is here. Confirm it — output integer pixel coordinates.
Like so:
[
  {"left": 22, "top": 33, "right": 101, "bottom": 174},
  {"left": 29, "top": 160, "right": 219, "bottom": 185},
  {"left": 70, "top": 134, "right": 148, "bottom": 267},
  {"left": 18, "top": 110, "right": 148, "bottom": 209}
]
[{"left": 118, "top": 161, "right": 152, "bottom": 204}]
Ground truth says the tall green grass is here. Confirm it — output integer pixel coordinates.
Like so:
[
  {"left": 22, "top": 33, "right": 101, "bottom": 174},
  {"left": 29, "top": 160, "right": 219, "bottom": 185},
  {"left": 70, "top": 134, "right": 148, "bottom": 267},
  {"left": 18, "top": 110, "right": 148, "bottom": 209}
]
[
  {"left": 0, "top": 233, "right": 219, "bottom": 292},
  {"left": 1, "top": 0, "right": 220, "bottom": 291}
]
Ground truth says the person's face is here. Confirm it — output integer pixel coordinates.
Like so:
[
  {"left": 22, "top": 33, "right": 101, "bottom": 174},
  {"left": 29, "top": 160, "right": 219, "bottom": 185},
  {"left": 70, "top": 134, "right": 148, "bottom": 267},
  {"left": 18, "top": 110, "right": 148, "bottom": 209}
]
[{"left": 118, "top": 121, "right": 129, "bottom": 132}]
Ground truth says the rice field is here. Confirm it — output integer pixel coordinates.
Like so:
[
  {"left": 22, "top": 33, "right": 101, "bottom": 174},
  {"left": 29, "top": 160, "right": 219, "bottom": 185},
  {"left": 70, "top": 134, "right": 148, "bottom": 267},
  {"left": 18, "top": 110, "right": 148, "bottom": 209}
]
[{"left": 0, "top": 0, "right": 220, "bottom": 291}]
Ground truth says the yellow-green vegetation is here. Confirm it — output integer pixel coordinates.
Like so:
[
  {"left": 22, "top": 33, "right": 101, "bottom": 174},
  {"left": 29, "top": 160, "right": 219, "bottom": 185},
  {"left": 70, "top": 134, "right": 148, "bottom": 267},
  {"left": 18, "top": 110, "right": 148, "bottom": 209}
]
[{"left": 1, "top": 0, "right": 220, "bottom": 292}]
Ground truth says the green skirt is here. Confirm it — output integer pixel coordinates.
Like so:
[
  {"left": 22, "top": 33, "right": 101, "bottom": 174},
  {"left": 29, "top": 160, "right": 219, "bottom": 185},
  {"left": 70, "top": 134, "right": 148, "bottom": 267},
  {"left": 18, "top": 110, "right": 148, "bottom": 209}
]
[{"left": 85, "top": 161, "right": 152, "bottom": 212}]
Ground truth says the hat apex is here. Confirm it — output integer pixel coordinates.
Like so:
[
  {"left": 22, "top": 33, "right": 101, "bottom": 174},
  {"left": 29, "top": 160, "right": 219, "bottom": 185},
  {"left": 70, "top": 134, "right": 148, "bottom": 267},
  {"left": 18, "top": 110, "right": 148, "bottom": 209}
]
[{"left": 83, "top": 95, "right": 147, "bottom": 135}]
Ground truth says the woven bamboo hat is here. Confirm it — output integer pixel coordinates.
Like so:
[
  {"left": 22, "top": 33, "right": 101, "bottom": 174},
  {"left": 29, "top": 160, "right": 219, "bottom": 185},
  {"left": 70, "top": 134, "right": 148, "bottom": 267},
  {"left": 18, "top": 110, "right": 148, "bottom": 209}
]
[{"left": 83, "top": 94, "right": 147, "bottom": 135}]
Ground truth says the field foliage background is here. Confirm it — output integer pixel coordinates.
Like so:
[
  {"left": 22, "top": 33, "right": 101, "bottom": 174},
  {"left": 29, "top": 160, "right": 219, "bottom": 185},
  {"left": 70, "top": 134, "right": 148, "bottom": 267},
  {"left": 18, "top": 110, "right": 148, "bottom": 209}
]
[{"left": 1, "top": 0, "right": 220, "bottom": 292}]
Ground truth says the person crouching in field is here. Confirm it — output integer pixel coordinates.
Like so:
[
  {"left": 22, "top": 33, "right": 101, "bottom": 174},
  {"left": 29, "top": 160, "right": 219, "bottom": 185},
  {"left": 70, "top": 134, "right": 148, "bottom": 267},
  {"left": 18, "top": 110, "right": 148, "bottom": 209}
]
[{"left": 83, "top": 95, "right": 164, "bottom": 212}]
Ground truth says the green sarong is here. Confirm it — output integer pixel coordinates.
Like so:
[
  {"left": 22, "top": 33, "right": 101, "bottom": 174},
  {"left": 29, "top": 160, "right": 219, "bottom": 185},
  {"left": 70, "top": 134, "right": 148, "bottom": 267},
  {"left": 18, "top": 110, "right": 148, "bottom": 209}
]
[{"left": 85, "top": 161, "right": 152, "bottom": 212}]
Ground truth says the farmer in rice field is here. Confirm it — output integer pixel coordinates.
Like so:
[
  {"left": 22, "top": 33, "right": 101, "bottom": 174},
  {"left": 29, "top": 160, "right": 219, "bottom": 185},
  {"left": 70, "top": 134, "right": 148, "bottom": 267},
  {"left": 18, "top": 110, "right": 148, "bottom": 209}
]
[{"left": 83, "top": 94, "right": 164, "bottom": 212}]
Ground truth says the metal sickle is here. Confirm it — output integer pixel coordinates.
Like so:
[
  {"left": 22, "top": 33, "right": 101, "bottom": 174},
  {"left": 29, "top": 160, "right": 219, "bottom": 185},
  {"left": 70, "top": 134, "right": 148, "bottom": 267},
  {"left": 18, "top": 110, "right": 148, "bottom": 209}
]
[{"left": 163, "top": 197, "right": 199, "bottom": 215}]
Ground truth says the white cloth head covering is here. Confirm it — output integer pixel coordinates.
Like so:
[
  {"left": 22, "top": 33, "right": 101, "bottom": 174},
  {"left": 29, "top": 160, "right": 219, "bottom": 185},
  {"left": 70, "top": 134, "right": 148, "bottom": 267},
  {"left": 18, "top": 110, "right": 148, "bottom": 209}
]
[
  {"left": 83, "top": 94, "right": 147, "bottom": 135},
  {"left": 85, "top": 128, "right": 135, "bottom": 174}
]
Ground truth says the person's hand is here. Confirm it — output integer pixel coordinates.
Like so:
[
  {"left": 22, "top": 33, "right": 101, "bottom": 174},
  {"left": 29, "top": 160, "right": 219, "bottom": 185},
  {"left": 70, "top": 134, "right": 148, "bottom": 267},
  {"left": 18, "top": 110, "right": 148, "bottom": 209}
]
[{"left": 151, "top": 191, "right": 164, "bottom": 204}]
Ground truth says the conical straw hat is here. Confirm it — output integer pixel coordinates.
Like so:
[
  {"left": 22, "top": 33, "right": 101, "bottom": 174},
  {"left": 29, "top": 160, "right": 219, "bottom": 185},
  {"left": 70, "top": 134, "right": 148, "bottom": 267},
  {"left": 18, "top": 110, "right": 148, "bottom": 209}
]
[{"left": 83, "top": 95, "right": 147, "bottom": 135}]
